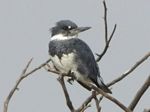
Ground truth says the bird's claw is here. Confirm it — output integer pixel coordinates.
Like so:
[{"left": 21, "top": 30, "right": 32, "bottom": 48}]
[{"left": 67, "top": 77, "right": 74, "bottom": 85}]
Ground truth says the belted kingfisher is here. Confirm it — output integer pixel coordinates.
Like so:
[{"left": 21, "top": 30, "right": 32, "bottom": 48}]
[{"left": 49, "top": 20, "right": 112, "bottom": 93}]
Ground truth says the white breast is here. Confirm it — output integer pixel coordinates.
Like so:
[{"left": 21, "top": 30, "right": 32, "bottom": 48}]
[
  {"left": 50, "top": 52, "right": 92, "bottom": 85},
  {"left": 50, "top": 53, "right": 76, "bottom": 74}
]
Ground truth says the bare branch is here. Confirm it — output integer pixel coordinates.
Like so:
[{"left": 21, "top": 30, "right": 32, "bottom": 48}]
[
  {"left": 94, "top": 97, "right": 101, "bottom": 112},
  {"left": 78, "top": 105, "right": 91, "bottom": 112},
  {"left": 107, "top": 52, "right": 150, "bottom": 87},
  {"left": 108, "top": 24, "right": 117, "bottom": 43},
  {"left": 128, "top": 75, "right": 150, "bottom": 111},
  {"left": 76, "top": 93, "right": 94, "bottom": 112},
  {"left": 57, "top": 76, "right": 75, "bottom": 112},
  {"left": 44, "top": 63, "right": 61, "bottom": 75},
  {"left": 103, "top": 0, "right": 108, "bottom": 43},
  {"left": 3, "top": 58, "right": 33, "bottom": 112},
  {"left": 90, "top": 85, "right": 132, "bottom": 112},
  {"left": 22, "top": 59, "right": 51, "bottom": 78},
  {"left": 45, "top": 65, "right": 93, "bottom": 112},
  {"left": 3, "top": 58, "right": 51, "bottom": 112},
  {"left": 96, "top": 0, "right": 117, "bottom": 62},
  {"left": 93, "top": 91, "right": 101, "bottom": 112},
  {"left": 96, "top": 24, "right": 116, "bottom": 62}
]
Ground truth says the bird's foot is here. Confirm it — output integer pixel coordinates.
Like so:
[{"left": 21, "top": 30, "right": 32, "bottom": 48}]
[{"left": 67, "top": 77, "right": 74, "bottom": 85}]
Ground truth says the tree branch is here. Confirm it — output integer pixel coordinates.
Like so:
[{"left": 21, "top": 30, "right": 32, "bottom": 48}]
[
  {"left": 96, "top": 0, "right": 117, "bottom": 62},
  {"left": 108, "top": 24, "right": 117, "bottom": 43},
  {"left": 3, "top": 58, "right": 33, "bottom": 112},
  {"left": 93, "top": 91, "right": 101, "bottom": 112},
  {"left": 90, "top": 85, "right": 132, "bottom": 112},
  {"left": 73, "top": 83, "right": 132, "bottom": 112},
  {"left": 4, "top": 51, "right": 149, "bottom": 112},
  {"left": 3, "top": 58, "right": 51, "bottom": 112},
  {"left": 22, "top": 59, "right": 51, "bottom": 78},
  {"left": 57, "top": 76, "right": 75, "bottom": 112},
  {"left": 47, "top": 65, "right": 132, "bottom": 112},
  {"left": 107, "top": 52, "right": 150, "bottom": 87},
  {"left": 128, "top": 75, "right": 150, "bottom": 111},
  {"left": 103, "top": 0, "right": 108, "bottom": 43},
  {"left": 76, "top": 94, "right": 93, "bottom": 112}
]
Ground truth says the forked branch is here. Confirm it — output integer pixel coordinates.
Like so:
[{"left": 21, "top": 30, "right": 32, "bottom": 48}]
[
  {"left": 90, "top": 84, "right": 132, "bottom": 112},
  {"left": 3, "top": 58, "right": 51, "bottom": 112},
  {"left": 96, "top": 0, "right": 117, "bottom": 62}
]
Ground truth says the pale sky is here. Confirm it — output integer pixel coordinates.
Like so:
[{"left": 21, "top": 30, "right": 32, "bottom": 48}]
[{"left": 0, "top": 0, "right": 150, "bottom": 112}]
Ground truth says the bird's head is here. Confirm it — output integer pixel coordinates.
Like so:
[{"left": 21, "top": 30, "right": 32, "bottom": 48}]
[{"left": 50, "top": 20, "right": 91, "bottom": 40}]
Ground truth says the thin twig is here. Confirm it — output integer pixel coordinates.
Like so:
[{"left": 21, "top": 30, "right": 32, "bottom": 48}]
[
  {"left": 103, "top": 0, "right": 108, "bottom": 43},
  {"left": 46, "top": 65, "right": 76, "bottom": 111},
  {"left": 128, "top": 75, "right": 150, "bottom": 111},
  {"left": 76, "top": 93, "right": 94, "bottom": 112},
  {"left": 57, "top": 76, "right": 75, "bottom": 112},
  {"left": 90, "top": 84, "right": 132, "bottom": 112},
  {"left": 107, "top": 52, "right": 150, "bottom": 87},
  {"left": 93, "top": 91, "right": 101, "bottom": 112},
  {"left": 57, "top": 73, "right": 92, "bottom": 112},
  {"left": 22, "top": 59, "right": 51, "bottom": 78},
  {"left": 80, "top": 105, "right": 91, "bottom": 112},
  {"left": 3, "top": 58, "right": 51, "bottom": 112},
  {"left": 3, "top": 58, "right": 33, "bottom": 112},
  {"left": 44, "top": 63, "right": 61, "bottom": 75},
  {"left": 94, "top": 97, "right": 101, "bottom": 112},
  {"left": 96, "top": 0, "right": 117, "bottom": 62},
  {"left": 108, "top": 24, "right": 117, "bottom": 43}
]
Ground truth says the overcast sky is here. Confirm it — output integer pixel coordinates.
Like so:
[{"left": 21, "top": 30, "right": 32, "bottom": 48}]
[{"left": 0, "top": 0, "right": 150, "bottom": 112}]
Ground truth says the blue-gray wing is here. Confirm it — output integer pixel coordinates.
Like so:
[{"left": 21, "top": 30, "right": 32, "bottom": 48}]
[
  {"left": 74, "top": 39, "right": 112, "bottom": 93},
  {"left": 73, "top": 39, "right": 101, "bottom": 85}
]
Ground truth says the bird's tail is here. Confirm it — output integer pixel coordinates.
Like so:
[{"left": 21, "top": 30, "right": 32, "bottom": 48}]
[{"left": 97, "top": 76, "right": 112, "bottom": 94}]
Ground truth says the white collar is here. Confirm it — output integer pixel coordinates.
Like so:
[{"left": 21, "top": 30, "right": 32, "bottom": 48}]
[{"left": 51, "top": 34, "right": 77, "bottom": 41}]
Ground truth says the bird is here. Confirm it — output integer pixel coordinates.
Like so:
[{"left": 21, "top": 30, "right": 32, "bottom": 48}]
[{"left": 48, "top": 20, "right": 112, "bottom": 93}]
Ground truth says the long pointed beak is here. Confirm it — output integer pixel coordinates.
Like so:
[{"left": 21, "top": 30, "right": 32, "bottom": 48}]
[
  {"left": 76, "top": 27, "right": 91, "bottom": 32},
  {"left": 69, "top": 26, "right": 91, "bottom": 36}
]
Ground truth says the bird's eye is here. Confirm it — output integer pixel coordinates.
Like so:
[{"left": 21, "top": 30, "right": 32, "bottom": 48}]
[
  {"left": 68, "top": 26, "right": 71, "bottom": 29},
  {"left": 63, "top": 26, "right": 72, "bottom": 30}
]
